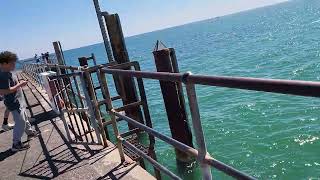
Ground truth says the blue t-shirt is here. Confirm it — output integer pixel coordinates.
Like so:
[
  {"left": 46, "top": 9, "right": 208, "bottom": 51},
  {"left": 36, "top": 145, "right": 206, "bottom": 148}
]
[{"left": 0, "top": 71, "right": 24, "bottom": 111}]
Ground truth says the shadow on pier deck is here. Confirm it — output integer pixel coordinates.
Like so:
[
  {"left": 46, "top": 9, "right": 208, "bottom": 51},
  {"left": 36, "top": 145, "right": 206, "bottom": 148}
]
[{"left": 0, "top": 71, "right": 154, "bottom": 180}]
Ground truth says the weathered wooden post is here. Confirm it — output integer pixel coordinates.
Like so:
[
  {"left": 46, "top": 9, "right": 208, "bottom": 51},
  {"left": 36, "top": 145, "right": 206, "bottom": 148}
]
[
  {"left": 103, "top": 13, "right": 145, "bottom": 127},
  {"left": 53, "top": 41, "right": 70, "bottom": 84},
  {"left": 53, "top": 41, "right": 66, "bottom": 66},
  {"left": 153, "top": 41, "right": 194, "bottom": 163}
]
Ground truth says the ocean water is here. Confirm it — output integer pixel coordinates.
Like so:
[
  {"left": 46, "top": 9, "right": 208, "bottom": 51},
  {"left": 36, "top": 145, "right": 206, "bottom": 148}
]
[{"left": 63, "top": 0, "right": 320, "bottom": 179}]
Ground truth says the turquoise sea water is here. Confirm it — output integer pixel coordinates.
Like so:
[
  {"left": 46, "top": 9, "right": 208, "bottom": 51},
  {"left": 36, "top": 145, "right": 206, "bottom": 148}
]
[{"left": 63, "top": 0, "right": 320, "bottom": 179}]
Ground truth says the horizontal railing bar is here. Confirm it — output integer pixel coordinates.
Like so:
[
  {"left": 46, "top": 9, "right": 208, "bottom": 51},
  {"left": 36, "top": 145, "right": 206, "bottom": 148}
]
[
  {"left": 205, "top": 158, "right": 254, "bottom": 179},
  {"left": 84, "top": 62, "right": 116, "bottom": 72},
  {"left": 120, "top": 128, "right": 141, "bottom": 137},
  {"left": 114, "top": 101, "right": 143, "bottom": 112},
  {"left": 101, "top": 68, "right": 320, "bottom": 98},
  {"left": 51, "top": 72, "right": 82, "bottom": 79},
  {"left": 111, "top": 95, "right": 122, "bottom": 101},
  {"left": 187, "top": 75, "right": 320, "bottom": 98},
  {"left": 62, "top": 108, "right": 88, "bottom": 113},
  {"left": 44, "top": 63, "right": 82, "bottom": 71},
  {"left": 98, "top": 99, "right": 108, "bottom": 106},
  {"left": 111, "top": 110, "right": 255, "bottom": 180},
  {"left": 111, "top": 110, "right": 198, "bottom": 155},
  {"left": 101, "top": 68, "right": 184, "bottom": 82},
  {"left": 121, "top": 138, "right": 181, "bottom": 180},
  {"left": 66, "top": 89, "right": 86, "bottom": 100},
  {"left": 108, "top": 61, "right": 138, "bottom": 69},
  {"left": 102, "top": 117, "right": 123, "bottom": 126},
  {"left": 103, "top": 120, "right": 112, "bottom": 126}
]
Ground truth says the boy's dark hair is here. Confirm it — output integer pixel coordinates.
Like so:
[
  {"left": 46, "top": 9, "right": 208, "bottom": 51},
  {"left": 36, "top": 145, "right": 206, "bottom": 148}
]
[{"left": 0, "top": 51, "right": 18, "bottom": 64}]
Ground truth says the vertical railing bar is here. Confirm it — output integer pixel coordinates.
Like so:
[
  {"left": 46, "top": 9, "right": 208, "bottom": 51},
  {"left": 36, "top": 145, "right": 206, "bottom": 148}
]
[
  {"left": 80, "top": 72, "right": 103, "bottom": 144},
  {"left": 99, "top": 70, "right": 126, "bottom": 160},
  {"left": 88, "top": 69, "right": 108, "bottom": 143},
  {"left": 95, "top": 67, "right": 113, "bottom": 142},
  {"left": 62, "top": 76, "right": 85, "bottom": 140},
  {"left": 92, "top": 53, "right": 97, "bottom": 65},
  {"left": 71, "top": 69, "right": 95, "bottom": 143},
  {"left": 33, "top": 64, "right": 37, "bottom": 83},
  {"left": 185, "top": 82, "right": 212, "bottom": 180},
  {"left": 56, "top": 65, "right": 82, "bottom": 142},
  {"left": 37, "top": 64, "right": 41, "bottom": 85},
  {"left": 133, "top": 63, "right": 161, "bottom": 179},
  {"left": 67, "top": 74, "right": 90, "bottom": 142},
  {"left": 121, "top": 139, "right": 182, "bottom": 180},
  {"left": 54, "top": 75, "right": 73, "bottom": 142}
]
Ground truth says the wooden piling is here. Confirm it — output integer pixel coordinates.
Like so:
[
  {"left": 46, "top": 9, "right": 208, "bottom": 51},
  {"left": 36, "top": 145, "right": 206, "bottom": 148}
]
[
  {"left": 53, "top": 41, "right": 70, "bottom": 85},
  {"left": 153, "top": 43, "right": 194, "bottom": 163},
  {"left": 53, "top": 41, "right": 65, "bottom": 65},
  {"left": 103, "top": 13, "right": 145, "bottom": 127}
]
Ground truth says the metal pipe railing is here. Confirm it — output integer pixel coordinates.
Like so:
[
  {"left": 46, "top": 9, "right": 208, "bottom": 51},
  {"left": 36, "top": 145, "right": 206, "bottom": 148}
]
[
  {"left": 111, "top": 110, "right": 254, "bottom": 180},
  {"left": 99, "top": 66, "right": 320, "bottom": 180},
  {"left": 185, "top": 82, "right": 212, "bottom": 180},
  {"left": 101, "top": 68, "right": 320, "bottom": 98},
  {"left": 23, "top": 62, "right": 320, "bottom": 180},
  {"left": 110, "top": 110, "right": 254, "bottom": 179},
  {"left": 121, "top": 138, "right": 182, "bottom": 180},
  {"left": 23, "top": 63, "right": 103, "bottom": 145}
]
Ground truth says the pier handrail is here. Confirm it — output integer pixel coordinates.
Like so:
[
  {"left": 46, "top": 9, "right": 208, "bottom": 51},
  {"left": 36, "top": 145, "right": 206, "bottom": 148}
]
[
  {"left": 23, "top": 62, "right": 320, "bottom": 179},
  {"left": 101, "top": 68, "right": 320, "bottom": 98},
  {"left": 98, "top": 67, "right": 320, "bottom": 180}
]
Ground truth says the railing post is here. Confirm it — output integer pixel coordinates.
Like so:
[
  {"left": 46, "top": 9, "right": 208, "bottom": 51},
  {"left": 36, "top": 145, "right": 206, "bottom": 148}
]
[
  {"left": 82, "top": 70, "right": 109, "bottom": 147},
  {"left": 79, "top": 72, "right": 103, "bottom": 145},
  {"left": 55, "top": 66, "right": 73, "bottom": 142},
  {"left": 133, "top": 63, "right": 162, "bottom": 180},
  {"left": 185, "top": 80, "right": 212, "bottom": 180},
  {"left": 78, "top": 57, "right": 110, "bottom": 141},
  {"left": 98, "top": 69, "right": 126, "bottom": 161}
]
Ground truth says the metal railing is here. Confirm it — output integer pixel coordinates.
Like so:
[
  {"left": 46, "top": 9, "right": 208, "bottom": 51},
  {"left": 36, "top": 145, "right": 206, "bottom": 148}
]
[
  {"left": 99, "top": 65, "right": 320, "bottom": 180},
  {"left": 22, "top": 63, "right": 46, "bottom": 88},
  {"left": 22, "top": 63, "right": 103, "bottom": 145},
  {"left": 22, "top": 61, "right": 320, "bottom": 180},
  {"left": 99, "top": 67, "right": 320, "bottom": 180}
]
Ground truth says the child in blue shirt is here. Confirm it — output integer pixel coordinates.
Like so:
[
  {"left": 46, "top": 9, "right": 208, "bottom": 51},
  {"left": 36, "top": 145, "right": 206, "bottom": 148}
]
[{"left": 0, "top": 51, "right": 38, "bottom": 151}]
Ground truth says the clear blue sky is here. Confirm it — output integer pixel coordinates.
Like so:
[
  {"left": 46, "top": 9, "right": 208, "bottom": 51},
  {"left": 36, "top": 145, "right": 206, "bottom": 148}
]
[{"left": 0, "top": 0, "right": 287, "bottom": 59}]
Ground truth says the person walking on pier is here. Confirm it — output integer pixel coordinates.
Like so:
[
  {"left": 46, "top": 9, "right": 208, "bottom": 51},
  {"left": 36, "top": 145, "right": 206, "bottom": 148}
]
[{"left": 0, "top": 51, "right": 38, "bottom": 151}]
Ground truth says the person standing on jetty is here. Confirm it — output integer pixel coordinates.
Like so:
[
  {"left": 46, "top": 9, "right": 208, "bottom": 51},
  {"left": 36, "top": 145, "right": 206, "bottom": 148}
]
[{"left": 0, "top": 51, "right": 39, "bottom": 151}]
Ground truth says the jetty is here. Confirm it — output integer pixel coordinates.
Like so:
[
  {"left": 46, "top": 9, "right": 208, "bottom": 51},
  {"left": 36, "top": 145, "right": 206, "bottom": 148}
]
[
  {"left": 0, "top": 70, "right": 154, "bottom": 180},
  {"left": 2, "top": 1, "right": 320, "bottom": 179}
]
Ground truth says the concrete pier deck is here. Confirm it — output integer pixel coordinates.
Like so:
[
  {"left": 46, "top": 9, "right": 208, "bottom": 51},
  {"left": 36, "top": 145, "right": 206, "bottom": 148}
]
[{"left": 0, "top": 71, "right": 155, "bottom": 180}]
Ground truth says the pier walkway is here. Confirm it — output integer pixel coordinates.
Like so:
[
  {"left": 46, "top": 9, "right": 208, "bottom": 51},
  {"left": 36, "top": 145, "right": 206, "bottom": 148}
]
[{"left": 0, "top": 71, "right": 154, "bottom": 180}]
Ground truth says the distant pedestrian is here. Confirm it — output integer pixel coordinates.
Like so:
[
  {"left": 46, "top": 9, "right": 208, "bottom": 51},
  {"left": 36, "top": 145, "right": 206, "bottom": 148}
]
[
  {"left": 34, "top": 54, "right": 40, "bottom": 63},
  {"left": 0, "top": 51, "right": 39, "bottom": 152},
  {"left": 41, "top": 53, "right": 45, "bottom": 63},
  {"left": 45, "top": 52, "right": 51, "bottom": 64}
]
